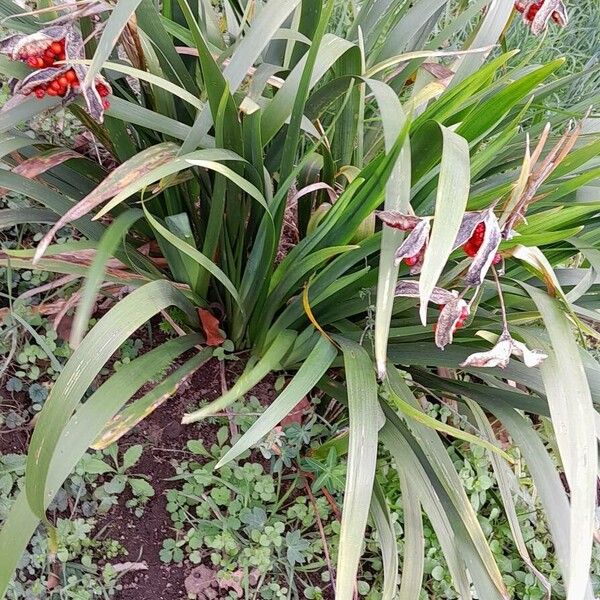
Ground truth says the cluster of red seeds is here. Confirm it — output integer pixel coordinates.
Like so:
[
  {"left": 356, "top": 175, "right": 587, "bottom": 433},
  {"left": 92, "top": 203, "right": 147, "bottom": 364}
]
[
  {"left": 33, "top": 67, "right": 77, "bottom": 98},
  {"left": 462, "top": 222, "right": 501, "bottom": 265},
  {"left": 433, "top": 304, "right": 470, "bottom": 333},
  {"left": 19, "top": 39, "right": 65, "bottom": 69},
  {"left": 31, "top": 68, "right": 110, "bottom": 109},
  {"left": 514, "top": 1, "right": 562, "bottom": 23}
]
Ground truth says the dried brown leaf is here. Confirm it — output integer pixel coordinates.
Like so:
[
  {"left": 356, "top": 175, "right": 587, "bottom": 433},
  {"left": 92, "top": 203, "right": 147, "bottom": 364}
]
[
  {"left": 33, "top": 143, "right": 180, "bottom": 264},
  {"left": 377, "top": 210, "right": 421, "bottom": 231}
]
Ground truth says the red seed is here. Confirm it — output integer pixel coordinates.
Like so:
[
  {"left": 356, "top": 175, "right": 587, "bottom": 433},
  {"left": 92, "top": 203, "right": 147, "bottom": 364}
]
[
  {"left": 102, "top": 99, "right": 110, "bottom": 110},
  {"left": 462, "top": 241, "right": 478, "bottom": 257},
  {"left": 526, "top": 3, "right": 540, "bottom": 20},
  {"left": 27, "top": 56, "right": 38, "bottom": 68},
  {"left": 58, "top": 52, "right": 66, "bottom": 61},
  {"left": 404, "top": 256, "right": 418, "bottom": 267},
  {"left": 34, "top": 87, "right": 45, "bottom": 99},
  {"left": 49, "top": 80, "right": 61, "bottom": 91},
  {"left": 46, "top": 87, "right": 58, "bottom": 96},
  {"left": 96, "top": 84, "right": 109, "bottom": 97},
  {"left": 65, "top": 70, "right": 77, "bottom": 83},
  {"left": 514, "top": 0, "right": 526, "bottom": 12},
  {"left": 58, "top": 76, "right": 68, "bottom": 87},
  {"left": 51, "top": 41, "right": 63, "bottom": 55},
  {"left": 45, "top": 48, "right": 55, "bottom": 59}
]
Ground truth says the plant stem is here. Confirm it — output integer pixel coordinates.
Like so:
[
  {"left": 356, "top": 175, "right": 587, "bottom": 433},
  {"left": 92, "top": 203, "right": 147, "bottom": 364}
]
[{"left": 491, "top": 266, "right": 509, "bottom": 332}]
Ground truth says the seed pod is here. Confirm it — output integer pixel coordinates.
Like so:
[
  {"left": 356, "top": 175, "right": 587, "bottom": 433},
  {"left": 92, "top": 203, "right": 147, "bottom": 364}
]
[
  {"left": 435, "top": 297, "right": 469, "bottom": 349},
  {"left": 393, "top": 219, "right": 430, "bottom": 266},
  {"left": 464, "top": 209, "right": 502, "bottom": 286}
]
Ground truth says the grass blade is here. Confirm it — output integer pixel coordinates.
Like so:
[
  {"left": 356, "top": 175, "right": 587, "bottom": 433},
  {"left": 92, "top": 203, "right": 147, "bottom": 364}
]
[
  {"left": 216, "top": 336, "right": 336, "bottom": 467},
  {"left": 182, "top": 330, "right": 297, "bottom": 423},
  {"left": 83, "top": 0, "right": 145, "bottom": 87}
]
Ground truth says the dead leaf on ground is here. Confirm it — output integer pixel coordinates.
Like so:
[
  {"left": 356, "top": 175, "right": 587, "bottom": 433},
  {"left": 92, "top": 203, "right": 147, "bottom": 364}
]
[
  {"left": 184, "top": 565, "right": 219, "bottom": 600},
  {"left": 198, "top": 308, "right": 225, "bottom": 346},
  {"left": 111, "top": 561, "right": 148, "bottom": 573},
  {"left": 219, "top": 568, "right": 260, "bottom": 597}
]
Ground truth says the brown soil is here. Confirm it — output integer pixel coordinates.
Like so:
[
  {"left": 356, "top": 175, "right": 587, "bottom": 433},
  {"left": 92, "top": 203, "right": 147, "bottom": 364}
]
[
  {"left": 102, "top": 357, "right": 221, "bottom": 600},
  {"left": 100, "top": 358, "right": 283, "bottom": 600}
]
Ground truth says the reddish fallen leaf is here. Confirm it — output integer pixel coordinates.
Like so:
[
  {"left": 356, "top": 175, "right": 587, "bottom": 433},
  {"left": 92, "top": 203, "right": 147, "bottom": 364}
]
[
  {"left": 198, "top": 308, "right": 225, "bottom": 346},
  {"left": 280, "top": 396, "right": 311, "bottom": 427}
]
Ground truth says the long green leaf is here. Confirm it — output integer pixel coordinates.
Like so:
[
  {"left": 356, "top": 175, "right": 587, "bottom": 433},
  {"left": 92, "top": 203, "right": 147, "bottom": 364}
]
[
  {"left": 466, "top": 399, "right": 551, "bottom": 598},
  {"left": 0, "top": 208, "right": 57, "bottom": 228},
  {"left": 380, "top": 419, "right": 472, "bottom": 598},
  {"left": 280, "top": 0, "right": 335, "bottom": 181},
  {"left": 180, "top": 0, "right": 302, "bottom": 152},
  {"left": 385, "top": 379, "right": 513, "bottom": 462},
  {"left": 397, "top": 466, "right": 424, "bottom": 600},
  {"left": 369, "top": 80, "right": 412, "bottom": 379},
  {"left": 524, "top": 284, "right": 597, "bottom": 600},
  {"left": 476, "top": 397, "right": 596, "bottom": 599},
  {"left": 76, "top": 59, "right": 203, "bottom": 109},
  {"left": 419, "top": 125, "right": 470, "bottom": 324},
  {"left": 92, "top": 348, "right": 212, "bottom": 449},
  {"left": 70, "top": 209, "right": 144, "bottom": 348},
  {"left": 386, "top": 367, "right": 509, "bottom": 595},
  {"left": 335, "top": 337, "right": 381, "bottom": 600},
  {"left": 370, "top": 480, "right": 399, "bottom": 600},
  {"left": 93, "top": 150, "right": 247, "bottom": 220},
  {"left": 143, "top": 205, "right": 242, "bottom": 309}
]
